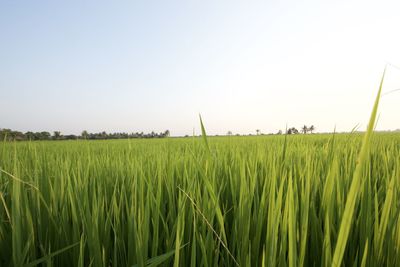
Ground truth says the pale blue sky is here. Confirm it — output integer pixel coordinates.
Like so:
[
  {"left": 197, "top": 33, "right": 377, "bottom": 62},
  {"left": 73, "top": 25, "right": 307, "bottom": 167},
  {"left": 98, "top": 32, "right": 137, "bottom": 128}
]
[{"left": 1, "top": 0, "right": 399, "bottom": 136}]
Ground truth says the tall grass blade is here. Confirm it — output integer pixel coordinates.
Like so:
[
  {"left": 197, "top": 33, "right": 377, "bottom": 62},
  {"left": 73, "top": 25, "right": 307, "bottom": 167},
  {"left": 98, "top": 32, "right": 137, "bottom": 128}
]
[
  {"left": 332, "top": 67, "right": 386, "bottom": 267},
  {"left": 199, "top": 115, "right": 211, "bottom": 156}
]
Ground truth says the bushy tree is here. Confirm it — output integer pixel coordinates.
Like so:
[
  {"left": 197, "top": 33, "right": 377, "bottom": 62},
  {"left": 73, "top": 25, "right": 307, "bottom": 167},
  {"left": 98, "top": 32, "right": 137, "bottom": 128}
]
[{"left": 53, "top": 131, "right": 62, "bottom": 140}]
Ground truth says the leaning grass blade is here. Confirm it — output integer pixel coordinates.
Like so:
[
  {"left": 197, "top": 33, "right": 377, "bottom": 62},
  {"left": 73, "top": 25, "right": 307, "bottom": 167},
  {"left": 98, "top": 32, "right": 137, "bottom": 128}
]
[
  {"left": 199, "top": 114, "right": 211, "bottom": 156},
  {"left": 177, "top": 186, "right": 240, "bottom": 267},
  {"left": 132, "top": 248, "right": 183, "bottom": 267},
  {"left": 332, "top": 67, "right": 386, "bottom": 267},
  {"left": 0, "top": 168, "right": 38, "bottom": 190},
  {"left": 24, "top": 242, "right": 79, "bottom": 267},
  {"left": 0, "top": 192, "right": 11, "bottom": 225},
  {"left": 360, "top": 241, "right": 368, "bottom": 267},
  {"left": 350, "top": 123, "right": 360, "bottom": 133}
]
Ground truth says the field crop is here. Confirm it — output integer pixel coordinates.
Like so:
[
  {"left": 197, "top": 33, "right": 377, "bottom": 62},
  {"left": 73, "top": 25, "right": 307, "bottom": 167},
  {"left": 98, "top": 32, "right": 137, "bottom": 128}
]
[{"left": 0, "top": 131, "right": 399, "bottom": 266}]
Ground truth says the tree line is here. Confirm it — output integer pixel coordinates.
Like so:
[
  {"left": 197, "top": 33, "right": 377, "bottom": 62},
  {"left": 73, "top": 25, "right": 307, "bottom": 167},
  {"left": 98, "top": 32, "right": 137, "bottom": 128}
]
[
  {"left": 251, "top": 125, "right": 315, "bottom": 135},
  {"left": 226, "top": 125, "right": 316, "bottom": 136},
  {"left": 286, "top": 125, "right": 315, "bottom": 135},
  {"left": 0, "top": 128, "right": 170, "bottom": 141}
]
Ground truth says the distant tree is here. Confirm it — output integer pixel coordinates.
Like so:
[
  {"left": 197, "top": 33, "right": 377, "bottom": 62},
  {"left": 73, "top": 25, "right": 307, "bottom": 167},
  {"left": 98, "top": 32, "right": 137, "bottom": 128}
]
[
  {"left": 309, "top": 125, "right": 315, "bottom": 134},
  {"left": 164, "top": 130, "right": 170, "bottom": 137},
  {"left": 25, "top": 131, "right": 36, "bottom": 140},
  {"left": 0, "top": 129, "right": 12, "bottom": 141},
  {"left": 33, "top": 132, "right": 42, "bottom": 140},
  {"left": 256, "top": 129, "right": 260, "bottom": 135},
  {"left": 81, "top": 130, "right": 89, "bottom": 139},
  {"left": 301, "top": 125, "right": 308, "bottom": 134},
  {"left": 1, "top": 129, "right": 26, "bottom": 141},
  {"left": 287, "top": 127, "right": 299, "bottom": 135},
  {"left": 14, "top": 131, "right": 25, "bottom": 141},
  {"left": 277, "top": 130, "right": 282, "bottom": 135},
  {"left": 1, "top": 129, "right": 6, "bottom": 140},
  {"left": 39, "top": 131, "right": 51, "bottom": 140},
  {"left": 1, "top": 128, "right": 171, "bottom": 141},
  {"left": 64, "top": 135, "right": 77, "bottom": 140},
  {"left": 53, "top": 131, "right": 62, "bottom": 140},
  {"left": 227, "top": 131, "right": 232, "bottom": 136}
]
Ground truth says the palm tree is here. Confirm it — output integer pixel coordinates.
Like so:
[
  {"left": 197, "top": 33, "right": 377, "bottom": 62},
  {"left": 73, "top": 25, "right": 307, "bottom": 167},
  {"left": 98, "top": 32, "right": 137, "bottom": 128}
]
[
  {"left": 227, "top": 131, "right": 232, "bottom": 136},
  {"left": 301, "top": 125, "right": 308, "bottom": 134},
  {"left": 309, "top": 125, "right": 315, "bottom": 134},
  {"left": 256, "top": 129, "right": 260, "bottom": 135}
]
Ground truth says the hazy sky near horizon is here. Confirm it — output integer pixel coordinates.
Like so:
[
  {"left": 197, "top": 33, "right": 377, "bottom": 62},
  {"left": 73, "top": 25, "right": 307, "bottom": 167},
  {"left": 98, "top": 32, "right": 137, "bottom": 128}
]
[{"left": 1, "top": 0, "right": 400, "bottom": 136}]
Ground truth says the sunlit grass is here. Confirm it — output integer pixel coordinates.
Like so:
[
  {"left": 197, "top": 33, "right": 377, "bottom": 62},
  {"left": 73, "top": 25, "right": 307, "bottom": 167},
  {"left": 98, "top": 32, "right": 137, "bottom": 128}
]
[{"left": 0, "top": 130, "right": 399, "bottom": 266}]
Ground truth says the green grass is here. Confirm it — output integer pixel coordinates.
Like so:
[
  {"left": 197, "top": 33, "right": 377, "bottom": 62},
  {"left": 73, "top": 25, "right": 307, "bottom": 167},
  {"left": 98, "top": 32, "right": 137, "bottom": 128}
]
[{"left": 0, "top": 132, "right": 399, "bottom": 266}]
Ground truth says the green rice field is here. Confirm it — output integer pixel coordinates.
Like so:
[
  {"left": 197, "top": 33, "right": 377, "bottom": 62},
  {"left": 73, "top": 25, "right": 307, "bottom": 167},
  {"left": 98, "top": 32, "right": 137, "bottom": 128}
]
[{"left": 0, "top": 131, "right": 399, "bottom": 266}]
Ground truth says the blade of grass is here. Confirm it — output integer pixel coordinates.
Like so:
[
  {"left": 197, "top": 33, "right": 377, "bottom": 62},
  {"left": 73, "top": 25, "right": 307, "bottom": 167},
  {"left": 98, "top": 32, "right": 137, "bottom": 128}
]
[
  {"left": 199, "top": 115, "right": 211, "bottom": 156},
  {"left": 24, "top": 242, "right": 79, "bottom": 267},
  {"left": 177, "top": 186, "right": 240, "bottom": 267},
  {"left": 332, "top": 67, "right": 386, "bottom": 267}
]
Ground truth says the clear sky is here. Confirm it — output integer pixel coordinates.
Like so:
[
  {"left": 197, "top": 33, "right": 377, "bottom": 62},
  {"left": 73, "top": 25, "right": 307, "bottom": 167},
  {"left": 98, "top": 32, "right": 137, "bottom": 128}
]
[{"left": 1, "top": 0, "right": 399, "bottom": 136}]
